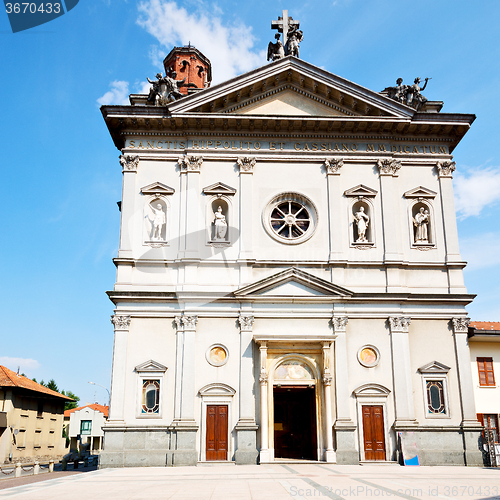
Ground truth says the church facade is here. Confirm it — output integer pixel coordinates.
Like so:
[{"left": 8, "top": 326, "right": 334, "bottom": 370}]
[{"left": 99, "top": 44, "right": 482, "bottom": 467}]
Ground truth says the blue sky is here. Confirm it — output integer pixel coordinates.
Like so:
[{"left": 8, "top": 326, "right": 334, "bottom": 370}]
[{"left": 1, "top": 0, "right": 499, "bottom": 404}]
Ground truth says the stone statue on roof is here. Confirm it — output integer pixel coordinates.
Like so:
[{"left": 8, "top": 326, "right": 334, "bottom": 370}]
[
  {"left": 270, "top": 9, "right": 302, "bottom": 59},
  {"left": 267, "top": 34, "right": 285, "bottom": 61},
  {"left": 147, "top": 71, "right": 187, "bottom": 106},
  {"left": 383, "top": 77, "right": 431, "bottom": 110}
]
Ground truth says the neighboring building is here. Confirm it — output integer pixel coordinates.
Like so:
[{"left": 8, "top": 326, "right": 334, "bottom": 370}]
[
  {"left": 0, "top": 366, "right": 72, "bottom": 463},
  {"left": 64, "top": 404, "right": 108, "bottom": 454},
  {"left": 99, "top": 16, "right": 483, "bottom": 468},
  {"left": 469, "top": 321, "right": 500, "bottom": 465}
]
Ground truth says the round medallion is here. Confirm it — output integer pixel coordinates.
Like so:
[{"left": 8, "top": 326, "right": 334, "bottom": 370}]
[
  {"left": 206, "top": 344, "right": 229, "bottom": 367},
  {"left": 357, "top": 345, "right": 380, "bottom": 368}
]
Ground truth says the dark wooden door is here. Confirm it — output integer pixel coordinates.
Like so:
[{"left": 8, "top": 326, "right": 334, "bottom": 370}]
[
  {"left": 362, "top": 405, "right": 386, "bottom": 460},
  {"left": 206, "top": 405, "right": 228, "bottom": 461}
]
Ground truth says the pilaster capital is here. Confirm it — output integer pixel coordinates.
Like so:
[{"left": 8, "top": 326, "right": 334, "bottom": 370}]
[
  {"left": 174, "top": 316, "right": 182, "bottom": 330},
  {"left": 237, "top": 156, "right": 256, "bottom": 173},
  {"left": 388, "top": 316, "right": 411, "bottom": 333},
  {"left": 324, "top": 157, "right": 344, "bottom": 175},
  {"left": 322, "top": 373, "right": 333, "bottom": 386},
  {"left": 178, "top": 154, "right": 203, "bottom": 172},
  {"left": 119, "top": 154, "right": 139, "bottom": 172},
  {"left": 111, "top": 314, "right": 131, "bottom": 331},
  {"left": 452, "top": 317, "right": 470, "bottom": 333},
  {"left": 332, "top": 316, "right": 348, "bottom": 333},
  {"left": 181, "top": 314, "right": 198, "bottom": 330},
  {"left": 436, "top": 160, "right": 456, "bottom": 178},
  {"left": 238, "top": 314, "right": 254, "bottom": 331},
  {"left": 377, "top": 158, "right": 401, "bottom": 176},
  {"left": 259, "top": 372, "right": 268, "bottom": 385}
]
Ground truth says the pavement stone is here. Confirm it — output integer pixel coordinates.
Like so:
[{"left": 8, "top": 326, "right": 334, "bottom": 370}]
[{"left": 0, "top": 463, "right": 498, "bottom": 499}]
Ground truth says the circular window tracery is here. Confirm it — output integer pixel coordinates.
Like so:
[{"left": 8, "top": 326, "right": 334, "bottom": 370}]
[{"left": 264, "top": 193, "right": 318, "bottom": 244}]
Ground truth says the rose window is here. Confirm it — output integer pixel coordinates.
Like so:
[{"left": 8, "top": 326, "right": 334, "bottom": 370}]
[{"left": 263, "top": 192, "right": 318, "bottom": 244}]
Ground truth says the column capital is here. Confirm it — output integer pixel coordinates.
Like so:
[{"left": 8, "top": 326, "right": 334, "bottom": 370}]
[
  {"left": 436, "top": 160, "right": 456, "bottom": 178},
  {"left": 388, "top": 316, "right": 411, "bottom": 333},
  {"left": 178, "top": 154, "right": 203, "bottom": 172},
  {"left": 111, "top": 314, "right": 131, "bottom": 331},
  {"left": 452, "top": 317, "right": 470, "bottom": 333},
  {"left": 377, "top": 158, "right": 401, "bottom": 176},
  {"left": 332, "top": 316, "right": 348, "bottom": 333},
  {"left": 238, "top": 314, "right": 254, "bottom": 331},
  {"left": 237, "top": 156, "right": 256, "bottom": 173},
  {"left": 119, "top": 154, "right": 139, "bottom": 172},
  {"left": 324, "top": 157, "right": 344, "bottom": 175},
  {"left": 181, "top": 314, "right": 198, "bottom": 330}
]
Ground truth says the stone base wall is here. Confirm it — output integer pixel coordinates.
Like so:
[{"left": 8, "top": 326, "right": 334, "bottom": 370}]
[{"left": 99, "top": 428, "right": 198, "bottom": 468}]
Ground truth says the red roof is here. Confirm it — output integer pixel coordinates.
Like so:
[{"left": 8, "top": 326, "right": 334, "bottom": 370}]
[
  {"left": 64, "top": 404, "right": 109, "bottom": 418},
  {"left": 0, "top": 366, "right": 73, "bottom": 400},
  {"left": 470, "top": 321, "right": 500, "bottom": 331}
]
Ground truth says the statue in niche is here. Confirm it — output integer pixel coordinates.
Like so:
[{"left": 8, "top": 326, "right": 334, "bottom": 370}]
[
  {"left": 354, "top": 206, "right": 370, "bottom": 243},
  {"left": 413, "top": 207, "right": 429, "bottom": 243},
  {"left": 285, "top": 26, "right": 303, "bottom": 57},
  {"left": 267, "top": 34, "right": 285, "bottom": 61},
  {"left": 149, "top": 203, "right": 166, "bottom": 240},
  {"left": 213, "top": 206, "right": 227, "bottom": 241}
]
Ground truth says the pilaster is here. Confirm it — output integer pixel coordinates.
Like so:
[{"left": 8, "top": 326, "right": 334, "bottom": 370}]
[
  {"left": 235, "top": 314, "right": 259, "bottom": 464},
  {"left": 108, "top": 314, "right": 131, "bottom": 422},
  {"left": 237, "top": 157, "right": 255, "bottom": 261},
  {"left": 325, "top": 158, "right": 345, "bottom": 261},
  {"left": 258, "top": 341, "right": 270, "bottom": 462},
  {"left": 388, "top": 316, "right": 417, "bottom": 427},
  {"left": 322, "top": 341, "right": 335, "bottom": 463},
  {"left": 117, "top": 155, "right": 139, "bottom": 259}
]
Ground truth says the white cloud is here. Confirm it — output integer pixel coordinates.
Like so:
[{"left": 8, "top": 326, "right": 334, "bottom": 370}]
[
  {"left": 97, "top": 81, "right": 130, "bottom": 106},
  {"left": 455, "top": 166, "right": 500, "bottom": 218},
  {"left": 136, "top": 0, "right": 265, "bottom": 84},
  {"left": 461, "top": 232, "right": 500, "bottom": 270},
  {"left": 0, "top": 357, "right": 40, "bottom": 374}
]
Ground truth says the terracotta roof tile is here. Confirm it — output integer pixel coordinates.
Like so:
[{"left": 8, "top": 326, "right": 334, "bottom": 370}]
[
  {"left": 0, "top": 366, "right": 73, "bottom": 400},
  {"left": 64, "top": 404, "right": 109, "bottom": 418},
  {"left": 470, "top": 321, "right": 500, "bottom": 331}
]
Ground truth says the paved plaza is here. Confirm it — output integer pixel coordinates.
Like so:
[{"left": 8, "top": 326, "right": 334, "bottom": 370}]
[{"left": 0, "top": 463, "right": 499, "bottom": 500}]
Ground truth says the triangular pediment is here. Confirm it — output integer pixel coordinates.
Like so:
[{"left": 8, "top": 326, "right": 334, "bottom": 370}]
[
  {"left": 135, "top": 360, "right": 167, "bottom": 373},
  {"left": 404, "top": 186, "right": 437, "bottom": 199},
  {"left": 234, "top": 267, "right": 353, "bottom": 298},
  {"left": 344, "top": 184, "right": 378, "bottom": 198},
  {"left": 168, "top": 57, "right": 415, "bottom": 119},
  {"left": 418, "top": 361, "right": 450, "bottom": 374},
  {"left": 140, "top": 182, "right": 175, "bottom": 195},
  {"left": 202, "top": 182, "right": 236, "bottom": 196}
]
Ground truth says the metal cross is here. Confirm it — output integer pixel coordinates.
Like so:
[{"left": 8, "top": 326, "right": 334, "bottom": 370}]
[{"left": 271, "top": 10, "right": 300, "bottom": 50}]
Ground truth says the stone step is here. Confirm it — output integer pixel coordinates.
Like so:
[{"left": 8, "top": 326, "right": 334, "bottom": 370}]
[{"left": 197, "top": 461, "right": 236, "bottom": 466}]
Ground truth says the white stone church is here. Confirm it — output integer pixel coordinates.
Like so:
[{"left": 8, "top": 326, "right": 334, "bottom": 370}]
[{"left": 99, "top": 37, "right": 482, "bottom": 467}]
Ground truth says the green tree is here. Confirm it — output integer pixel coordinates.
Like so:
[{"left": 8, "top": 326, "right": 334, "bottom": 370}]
[
  {"left": 46, "top": 379, "right": 59, "bottom": 392},
  {"left": 61, "top": 390, "right": 80, "bottom": 411}
]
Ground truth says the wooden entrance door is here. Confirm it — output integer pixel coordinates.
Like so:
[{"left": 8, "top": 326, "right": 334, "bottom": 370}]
[
  {"left": 206, "top": 405, "right": 228, "bottom": 461},
  {"left": 362, "top": 405, "right": 386, "bottom": 460}
]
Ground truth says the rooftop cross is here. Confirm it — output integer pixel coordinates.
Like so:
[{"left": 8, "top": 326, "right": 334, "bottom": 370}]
[{"left": 271, "top": 10, "right": 300, "bottom": 50}]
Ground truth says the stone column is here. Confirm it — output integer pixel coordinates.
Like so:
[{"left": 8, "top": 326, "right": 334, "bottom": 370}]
[
  {"left": 117, "top": 155, "right": 139, "bottom": 261},
  {"left": 389, "top": 316, "right": 417, "bottom": 427},
  {"left": 332, "top": 316, "right": 358, "bottom": 464},
  {"left": 322, "top": 342, "right": 335, "bottom": 463},
  {"left": 258, "top": 342, "right": 270, "bottom": 462},
  {"left": 452, "top": 317, "right": 483, "bottom": 466},
  {"left": 378, "top": 159, "right": 403, "bottom": 291},
  {"left": 237, "top": 157, "right": 255, "bottom": 262},
  {"left": 171, "top": 313, "right": 198, "bottom": 466},
  {"left": 235, "top": 315, "right": 259, "bottom": 464},
  {"left": 324, "top": 158, "right": 345, "bottom": 261},
  {"left": 178, "top": 155, "right": 203, "bottom": 260},
  {"left": 108, "top": 314, "right": 131, "bottom": 422}
]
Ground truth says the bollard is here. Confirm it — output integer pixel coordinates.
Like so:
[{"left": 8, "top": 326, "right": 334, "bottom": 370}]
[
  {"left": 62, "top": 458, "right": 67, "bottom": 471},
  {"left": 49, "top": 460, "right": 54, "bottom": 473},
  {"left": 34, "top": 461, "right": 40, "bottom": 475},
  {"left": 84, "top": 457, "right": 88, "bottom": 467},
  {"left": 14, "top": 463, "right": 21, "bottom": 478},
  {"left": 73, "top": 459, "right": 78, "bottom": 469}
]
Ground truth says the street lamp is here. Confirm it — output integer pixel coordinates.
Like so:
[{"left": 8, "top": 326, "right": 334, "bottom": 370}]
[{"left": 88, "top": 381, "right": 110, "bottom": 406}]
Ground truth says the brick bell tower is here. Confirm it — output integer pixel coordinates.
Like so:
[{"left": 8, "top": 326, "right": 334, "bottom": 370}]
[{"left": 163, "top": 45, "right": 212, "bottom": 95}]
